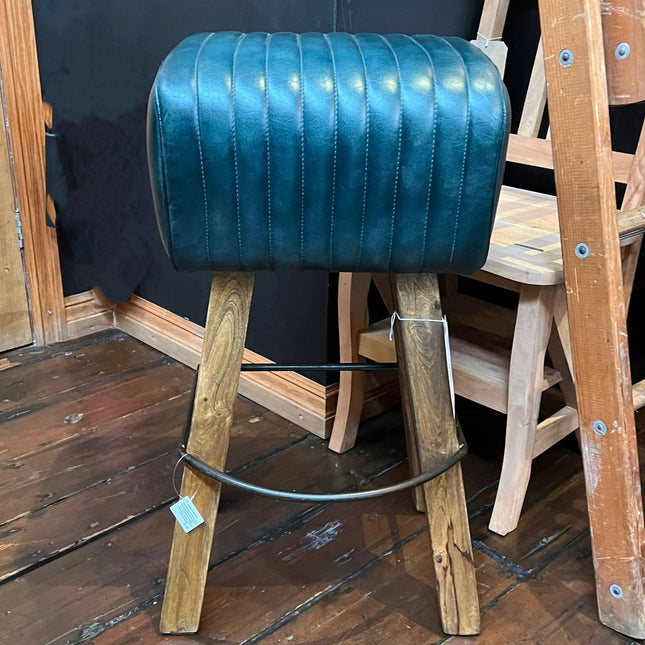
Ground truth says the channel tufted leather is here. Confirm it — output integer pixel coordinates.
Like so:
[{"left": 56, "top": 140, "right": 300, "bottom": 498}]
[{"left": 148, "top": 32, "right": 510, "bottom": 274}]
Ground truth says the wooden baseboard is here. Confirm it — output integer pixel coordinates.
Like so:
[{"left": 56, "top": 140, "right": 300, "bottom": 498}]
[
  {"left": 64, "top": 291, "right": 399, "bottom": 438},
  {"left": 64, "top": 290, "right": 115, "bottom": 339}
]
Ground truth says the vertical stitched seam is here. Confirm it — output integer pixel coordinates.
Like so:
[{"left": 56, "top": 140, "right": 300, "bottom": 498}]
[
  {"left": 408, "top": 36, "right": 437, "bottom": 272},
  {"left": 298, "top": 34, "right": 306, "bottom": 269},
  {"left": 380, "top": 36, "right": 404, "bottom": 271},
  {"left": 444, "top": 39, "right": 470, "bottom": 265},
  {"left": 194, "top": 33, "right": 216, "bottom": 264},
  {"left": 231, "top": 34, "right": 247, "bottom": 268},
  {"left": 323, "top": 34, "right": 339, "bottom": 267},
  {"left": 351, "top": 34, "right": 370, "bottom": 271},
  {"left": 154, "top": 86, "right": 174, "bottom": 262},
  {"left": 264, "top": 33, "right": 273, "bottom": 266},
  {"left": 492, "top": 87, "right": 509, "bottom": 220}
]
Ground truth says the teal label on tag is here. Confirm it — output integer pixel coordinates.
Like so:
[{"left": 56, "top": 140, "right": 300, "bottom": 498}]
[{"left": 170, "top": 496, "right": 204, "bottom": 533}]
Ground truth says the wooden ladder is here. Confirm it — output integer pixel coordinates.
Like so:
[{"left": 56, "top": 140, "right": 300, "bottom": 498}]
[{"left": 537, "top": 0, "right": 645, "bottom": 637}]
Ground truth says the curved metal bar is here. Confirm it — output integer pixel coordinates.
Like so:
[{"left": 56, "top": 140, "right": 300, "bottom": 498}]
[
  {"left": 241, "top": 363, "right": 398, "bottom": 372},
  {"left": 179, "top": 423, "right": 467, "bottom": 503}
]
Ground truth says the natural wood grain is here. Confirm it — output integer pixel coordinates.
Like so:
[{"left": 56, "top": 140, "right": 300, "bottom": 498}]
[
  {"left": 0, "top": 90, "right": 31, "bottom": 352},
  {"left": 620, "top": 122, "right": 645, "bottom": 306},
  {"left": 0, "top": 402, "right": 299, "bottom": 582},
  {"left": 0, "top": 334, "right": 158, "bottom": 414},
  {"left": 451, "top": 539, "right": 628, "bottom": 645},
  {"left": 482, "top": 186, "right": 562, "bottom": 286},
  {"left": 489, "top": 284, "right": 555, "bottom": 535},
  {"left": 477, "top": 0, "right": 510, "bottom": 40},
  {"left": 518, "top": 38, "right": 547, "bottom": 138},
  {"left": 161, "top": 272, "right": 254, "bottom": 634},
  {"left": 506, "top": 134, "right": 633, "bottom": 183},
  {"left": 79, "top": 442, "right": 591, "bottom": 645},
  {"left": 441, "top": 293, "right": 516, "bottom": 341},
  {"left": 255, "top": 534, "right": 512, "bottom": 645},
  {"left": 538, "top": 0, "right": 645, "bottom": 636},
  {"left": 0, "top": 327, "right": 116, "bottom": 368},
  {"left": 4, "top": 328, "right": 640, "bottom": 644},
  {"left": 11, "top": 465, "right": 414, "bottom": 645},
  {"left": 468, "top": 269, "right": 521, "bottom": 292},
  {"left": 601, "top": 0, "right": 645, "bottom": 105},
  {"left": 483, "top": 472, "right": 591, "bottom": 573},
  {"left": 0, "top": 453, "right": 178, "bottom": 583},
  {"left": 0, "top": 360, "right": 189, "bottom": 472},
  {"left": 0, "top": 405, "right": 408, "bottom": 643},
  {"left": 532, "top": 408, "right": 579, "bottom": 458},
  {"left": 329, "top": 273, "right": 372, "bottom": 453},
  {"left": 358, "top": 318, "right": 561, "bottom": 415},
  {"left": 116, "top": 293, "right": 333, "bottom": 435},
  {"left": 0, "top": 0, "right": 65, "bottom": 344},
  {"left": 391, "top": 273, "right": 479, "bottom": 635},
  {"left": 65, "top": 290, "right": 115, "bottom": 339},
  {"left": 618, "top": 205, "right": 645, "bottom": 238},
  {"left": 115, "top": 293, "right": 392, "bottom": 439}
]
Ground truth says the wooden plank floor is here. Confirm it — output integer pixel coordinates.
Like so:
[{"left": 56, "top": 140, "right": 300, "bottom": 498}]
[{"left": 0, "top": 330, "right": 643, "bottom": 644}]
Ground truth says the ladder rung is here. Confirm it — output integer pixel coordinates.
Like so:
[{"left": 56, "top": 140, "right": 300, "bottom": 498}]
[
  {"left": 633, "top": 378, "right": 645, "bottom": 411},
  {"left": 618, "top": 205, "right": 645, "bottom": 239}
]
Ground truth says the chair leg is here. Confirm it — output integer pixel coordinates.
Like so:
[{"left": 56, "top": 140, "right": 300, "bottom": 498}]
[
  {"left": 160, "top": 272, "right": 254, "bottom": 634},
  {"left": 329, "top": 272, "right": 372, "bottom": 453},
  {"left": 392, "top": 273, "right": 480, "bottom": 636},
  {"left": 488, "top": 284, "right": 555, "bottom": 536}
]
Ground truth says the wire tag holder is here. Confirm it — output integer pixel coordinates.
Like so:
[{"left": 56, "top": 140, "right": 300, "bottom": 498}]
[
  {"left": 169, "top": 452, "right": 204, "bottom": 533},
  {"left": 389, "top": 311, "right": 456, "bottom": 418}
]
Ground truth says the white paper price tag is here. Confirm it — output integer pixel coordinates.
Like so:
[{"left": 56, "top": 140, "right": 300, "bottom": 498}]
[{"left": 170, "top": 496, "right": 204, "bottom": 533}]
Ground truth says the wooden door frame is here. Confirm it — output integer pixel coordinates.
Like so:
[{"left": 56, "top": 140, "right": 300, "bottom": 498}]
[{"left": 0, "top": 0, "right": 66, "bottom": 346}]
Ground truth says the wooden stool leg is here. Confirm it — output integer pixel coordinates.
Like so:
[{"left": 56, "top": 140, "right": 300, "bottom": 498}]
[
  {"left": 329, "top": 272, "right": 372, "bottom": 453},
  {"left": 392, "top": 273, "right": 480, "bottom": 636},
  {"left": 489, "top": 284, "right": 554, "bottom": 536},
  {"left": 160, "top": 272, "right": 254, "bottom": 634}
]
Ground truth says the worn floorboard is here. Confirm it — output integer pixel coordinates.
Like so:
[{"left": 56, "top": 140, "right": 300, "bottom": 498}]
[{"left": 0, "top": 330, "right": 640, "bottom": 644}]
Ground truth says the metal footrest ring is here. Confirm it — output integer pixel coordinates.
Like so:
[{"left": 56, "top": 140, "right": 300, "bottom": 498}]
[{"left": 178, "top": 422, "right": 467, "bottom": 503}]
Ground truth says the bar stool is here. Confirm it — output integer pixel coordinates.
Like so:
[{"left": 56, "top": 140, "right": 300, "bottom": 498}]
[{"left": 147, "top": 31, "right": 509, "bottom": 637}]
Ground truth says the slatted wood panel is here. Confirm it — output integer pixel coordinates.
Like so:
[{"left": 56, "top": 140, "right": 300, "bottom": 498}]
[{"left": 482, "top": 186, "right": 562, "bottom": 285}]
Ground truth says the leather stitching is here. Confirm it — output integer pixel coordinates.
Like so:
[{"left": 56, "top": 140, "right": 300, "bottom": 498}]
[
  {"left": 351, "top": 34, "right": 370, "bottom": 271},
  {"left": 154, "top": 86, "right": 174, "bottom": 263},
  {"left": 444, "top": 39, "right": 471, "bottom": 265},
  {"left": 408, "top": 36, "right": 437, "bottom": 272},
  {"left": 298, "top": 34, "right": 306, "bottom": 269},
  {"left": 231, "top": 34, "right": 247, "bottom": 268},
  {"left": 323, "top": 34, "right": 339, "bottom": 267},
  {"left": 194, "top": 33, "right": 216, "bottom": 264},
  {"left": 380, "top": 35, "right": 404, "bottom": 271},
  {"left": 264, "top": 33, "right": 273, "bottom": 266}
]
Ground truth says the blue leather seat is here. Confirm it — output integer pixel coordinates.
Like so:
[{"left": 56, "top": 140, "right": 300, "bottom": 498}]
[{"left": 147, "top": 32, "right": 509, "bottom": 274}]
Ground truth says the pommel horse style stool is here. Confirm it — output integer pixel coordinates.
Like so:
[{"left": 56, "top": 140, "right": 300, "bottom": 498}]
[{"left": 147, "top": 32, "right": 509, "bottom": 636}]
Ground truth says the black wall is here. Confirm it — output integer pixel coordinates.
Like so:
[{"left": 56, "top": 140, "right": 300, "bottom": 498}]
[{"left": 33, "top": 0, "right": 482, "bottom": 381}]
